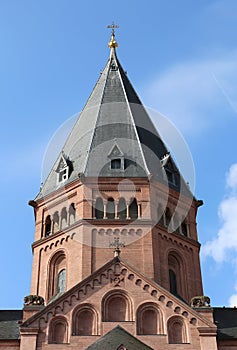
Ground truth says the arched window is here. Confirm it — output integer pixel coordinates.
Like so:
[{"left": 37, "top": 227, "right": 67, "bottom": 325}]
[
  {"left": 48, "top": 251, "right": 66, "bottom": 301},
  {"left": 173, "top": 213, "right": 179, "bottom": 233},
  {"left": 157, "top": 204, "right": 164, "bottom": 225},
  {"left": 168, "top": 316, "right": 187, "bottom": 344},
  {"left": 49, "top": 317, "right": 68, "bottom": 344},
  {"left": 95, "top": 197, "right": 104, "bottom": 219},
  {"left": 106, "top": 198, "right": 115, "bottom": 219},
  {"left": 57, "top": 269, "right": 66, "bottom": 294},
  {"left": 181, "top": 220, "right": 188, "bottom": 236},
  {"left": 129, "top": 198, "right": 138, "bottom": 219},
  {"left": 118, "top": 198, "right": 127, "bottom": 219},
  {"left": 69, "top": 203, "right": 76, "bottom": 225},
  {"left": 169, "top": 269, "right": 177, "bottom": 295},
  {"left": 73, "top": 305, "right": 97, "bottom": 335},
  {"left": 45, "top": 215, "right": 51, "bottom": 237},
  {"left": 168, "top": 252, "right": 186, "bottom": 299},
  {"left": 61, "top": 207, "right": 67, "bottom": 229},
  {"left": 53, "top": 211, "right": 59, "bottom": 233},
  {"left": 165, "top": 208, "right": 172, "bottom": 228},
  {"left": 102, "top": 291, "right": 132, "bottom": 321}
]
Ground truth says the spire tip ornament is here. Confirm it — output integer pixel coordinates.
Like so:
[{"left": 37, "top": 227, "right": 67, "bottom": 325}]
[{"left": 107, "top": 21, "right": 119, "bottom": 49}]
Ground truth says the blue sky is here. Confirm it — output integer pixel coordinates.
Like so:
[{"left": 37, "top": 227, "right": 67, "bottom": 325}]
[{"left": 0, "top": 0, "right": 237, "bottom": 309}]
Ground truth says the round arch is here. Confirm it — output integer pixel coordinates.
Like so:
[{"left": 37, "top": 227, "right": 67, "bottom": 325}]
[
  {"left": 72, "top": 303, "right": 98, "bottom": 335},
  {"left": 167, "top": 315, "right": 189, "bottom": 344},
  {"left": 136, "top": 302, "right": 164, "bottom": 335},
  {"left": 47, "top": 249, "right": 67, "bottom": 301},
  {"left": 102, "top": 290, "right": 133, "bottom": 322},
  {"left": 48, "top": 316, "right": 69, "bottom": 344}
]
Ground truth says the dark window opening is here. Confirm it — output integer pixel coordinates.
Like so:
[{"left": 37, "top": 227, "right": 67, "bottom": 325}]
[
  {"left": 181, "top": 222, "right": 188, "bottom": 236},
  {"left": 111, "top": 158, "right": 121, "bottom": 169},
  {"left": 106, "top": 198, "right": 115, "bottom": 219},
  {"left": 118, "top": 198, "right": 127, "bottom": 219},
  {"left": 166, "top": 170, "right": 176, "bottom": 185},
  {"left": 95, "top": 198, "right": 104, "bottom": 219},
  {"left": 129, "top": 198, "right": 138, "bottom": 219},
  {"left": 169, "top": 269, "right": 177, "bottom": 295},
  {"left": 45, "top": 215, "right": 51, "bottom": 237},
  {"left": 165, "top": 208, "right": 172, "bottom": 227}
]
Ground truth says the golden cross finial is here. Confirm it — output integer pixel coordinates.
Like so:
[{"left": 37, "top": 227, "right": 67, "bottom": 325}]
[{"left": 107, "top": 22, "right": 119, "bottom": 49}]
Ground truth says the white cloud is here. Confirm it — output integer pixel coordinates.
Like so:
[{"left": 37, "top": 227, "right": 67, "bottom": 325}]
[
  {"left": 202, "top": 163, "right": 237, "bottom": 305},
  {"left": 229, "top": 285, "right": 237, "bottom": 307},
  {"left": 226, "top": 163, "right": 237, "bottom": 191},
  {"left": 142, "top": 52, "right": 237, "bottom": 134}
]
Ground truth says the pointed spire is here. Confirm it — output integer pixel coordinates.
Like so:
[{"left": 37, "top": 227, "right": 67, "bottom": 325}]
[{"left": 107, "top": 22, "right": 119, "bottom": 49}]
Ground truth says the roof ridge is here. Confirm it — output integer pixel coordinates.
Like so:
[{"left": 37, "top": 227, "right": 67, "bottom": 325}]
[{"left": 83, "top": 55, "right": 112, "bottom": 174}]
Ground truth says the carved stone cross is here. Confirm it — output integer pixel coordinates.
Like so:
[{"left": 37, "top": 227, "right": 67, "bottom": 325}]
[{"left": 109, "top": 237, "right": 125, "bottom": 257}]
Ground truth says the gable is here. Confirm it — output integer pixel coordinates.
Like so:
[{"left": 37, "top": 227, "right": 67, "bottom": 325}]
[
  {"left": 86, "top": 325, "right": 153, "bottom": 350},
  {"left": 21, "top": 257, "right": 216, "bottom": 348}
]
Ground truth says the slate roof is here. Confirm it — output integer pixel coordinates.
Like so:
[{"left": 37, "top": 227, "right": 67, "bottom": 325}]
[
  {"left": 0, "top": 310, "right": 22, "bottom": 340},
  {"left": 213, "top": 307, "right": 237, "bottom": 340},
  {"left": 36, "top": 44, "right": 191, "bottom": 200},
  {"left": 86, "top": 325, "right": 153, "bottom": 350}
]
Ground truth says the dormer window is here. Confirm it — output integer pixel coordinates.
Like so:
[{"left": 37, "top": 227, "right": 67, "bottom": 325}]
[
  {"left": 58, "top": 167, "right": 69, "bottom": 182},
  {"left": 166, "top": 169, "right": 176, "bottom": 185},
  {"left": 110, "top": 59, "right": 117, "bottom": 71},
  {"left": 111, "top": 158, "right": 121, "bottom": 169},
  {"left": 56, "top": 153, "right": 71, "bottom": 184},
  {"left": 108, "top": 143, "right": 124, "bottom": 171}
]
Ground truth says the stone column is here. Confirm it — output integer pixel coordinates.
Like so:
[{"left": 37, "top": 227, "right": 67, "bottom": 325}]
[
  {"left": 126, "top": 204, "right": 130, "bottom": 219},
  {"left": 115, "top": 202, "right": 119, "bottom": 219},
  {"left": 103, "top": 204, "right": 107, "bottom": 219}
]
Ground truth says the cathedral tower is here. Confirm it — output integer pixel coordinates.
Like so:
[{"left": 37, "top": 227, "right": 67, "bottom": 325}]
[{"left": 18, "top": 29, "right": 218, "bottom": 350}]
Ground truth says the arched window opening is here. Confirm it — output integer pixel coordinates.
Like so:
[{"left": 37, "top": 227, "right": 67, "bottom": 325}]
[
  {"left": 157, "top": 204, "right": 164, "bottom": 225},
  {"left": 69, "top": 203, "right": 76, "bottom": 225},
  {"left": 169, "top": 269, "right": 177, "bottom": 295},
  {"left": 173, "top": 213, "right": 179, "bottom": 233},
  {"left": 49, "top": 317, "right": 68, "bottom": 344},
  {"left": 106, "top": 198, "right": 115, "bottom": 219},
  {"left": 48, "top": 251, "right": 66, "bottom": 301},
  {"left": 57, "top": 268, "right": 66, "bottom": 294},
  {"left": 45, "top": 215, "right": 51, "bottom": 237},
  {"left": 129, "top": 198, "right": 138, "bottom": 219},
  {"left": 165, "top": 208, "right": 172, "bottom": 228},
  {"left": 168, "top": 317, "right": 187, "bottom": 344},
  {"left": 61, "top": 207, "right": 67, "bottom": 229},
  {"left": 181, "top": 221, "right": 188, "bottom": 236},
  {"left": 73, "top": 307, "right": 97, "bottom": 335},
  {"left": 168, "top": 252, "right": 186, "bottom": 300},
  {"left": 118, "top": 198, "right": 127, "bottom": 219},
  {"left": 53, "top": 212, "right": 59, "bottom": 233},
  {"left": 95, "top": 197, "right": 104, "bottom": 219},
  {"left": 103, "top": 292, "right": 132, "bottom": 322}
]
